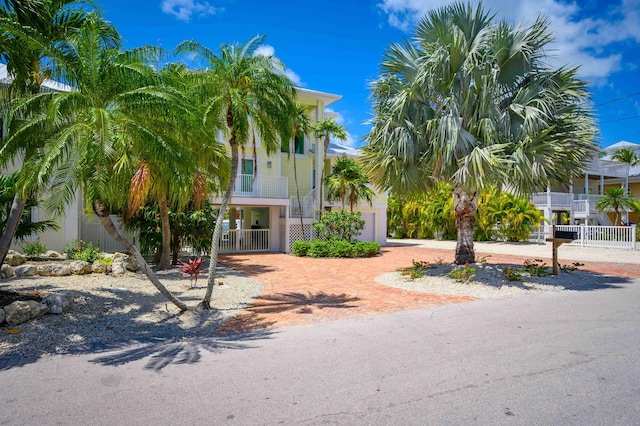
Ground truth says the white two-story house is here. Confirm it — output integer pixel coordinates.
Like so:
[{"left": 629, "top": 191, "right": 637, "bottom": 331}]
[{"left": 2, "top": 65, "right": 387, "bottom": 254}]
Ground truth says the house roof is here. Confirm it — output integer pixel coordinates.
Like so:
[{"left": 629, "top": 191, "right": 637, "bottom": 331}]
[
  {"left": 0, "top": 63, "right": 73, "bottom": 92},
  {"left": 603, "top": 140, "right": 640, "bottom": 153},
  {"left": 326, "top": 140, "right": 359, "bottom": 157}
]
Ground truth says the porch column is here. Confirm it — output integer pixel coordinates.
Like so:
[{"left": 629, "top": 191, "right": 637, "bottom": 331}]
[
  {"left": 229, "top": 208, "right": 237, "bottom": 230},
  {"left": 600, "top": 174, "right": 604, "bottom": 195},
  {"left": 584, "top": 173, "right": 589, "bottom": 195},
  {"left": 269, "top": 206, "right": 280, "bottom": 252}
]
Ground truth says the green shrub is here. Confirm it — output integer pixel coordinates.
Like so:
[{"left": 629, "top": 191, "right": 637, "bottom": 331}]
[
  {"left": 448, "top": 265, "right": 476, "bottom": 282},
  {"left": 328, "top": 240, "right": 354, "bottom": 257},
  {"left": 63, "top": 239, "right": 101, "bottom": 263},
  {"left": 503, "top": 267, "right": 523, "bottom": 281},
  {"left": 523, "top": 258, "right": 549, "bottom": 276},
  {"left": 292, "top": 240, "right": 312, "bottom": 257},
  {"left": 353, "top": 241, "right": 381, "bottom": 257},
  {"left": 21, "top": 240, "right": 47, "bottom": 257},
  {"left": 313, "top": 210, "right": 365, "bottom": 243},
  {"left": 308, "top": 240, "right": 331, "bottom": 258}
]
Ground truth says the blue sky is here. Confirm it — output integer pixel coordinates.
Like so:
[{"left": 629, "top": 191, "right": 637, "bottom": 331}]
[{"left": 99, "top": 0, "right": 640, "bottom": 149}]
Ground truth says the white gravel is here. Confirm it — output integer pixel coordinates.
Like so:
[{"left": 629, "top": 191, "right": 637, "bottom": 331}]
[
  {"left": 0, "top": 264, "right": 263, "bottom": 367},
  {"left": 376, "top": 261, "right": 622, "bottom": 299}
]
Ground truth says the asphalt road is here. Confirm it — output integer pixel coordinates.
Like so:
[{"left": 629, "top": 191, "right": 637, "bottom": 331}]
[{"left": 2, "top": 278, "right": 640, "bottom": 425}]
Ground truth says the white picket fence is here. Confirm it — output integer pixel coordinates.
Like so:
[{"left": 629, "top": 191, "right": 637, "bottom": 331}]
[
  {"left": 218, "top": 229, "right": 270, "bottom": 253},
  {"left": 532, "top": 225, "right": 637, "bottom": 250}
]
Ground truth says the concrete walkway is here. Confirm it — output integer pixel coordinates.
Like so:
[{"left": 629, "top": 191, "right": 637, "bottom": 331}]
[{"left": 218, "top": 240, "right": 640, "bottom": 333}]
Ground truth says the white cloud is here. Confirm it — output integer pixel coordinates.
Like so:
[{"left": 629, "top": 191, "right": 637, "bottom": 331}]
[
  {"left": 160, "top": 0, "right": 221, "bottom": 22},
  {"left": 377, "top": 0, "right": 640, "bottom": 81},
  {"left": 253, "top": 44, "right": 304, "bottom": 87}
]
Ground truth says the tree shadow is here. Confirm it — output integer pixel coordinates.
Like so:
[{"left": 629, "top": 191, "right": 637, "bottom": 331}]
[
  {"left": 0, "top": 263, "right": 264, "bottom": 371},
  {"left": 88, "top": 331, "right": 272, "bottom": 372},
  {"left": 251, "top": 291, "right": 360, "bottom": 314},
  {"left": 218, "top": 255, "right": 278, "bottom": 275}
]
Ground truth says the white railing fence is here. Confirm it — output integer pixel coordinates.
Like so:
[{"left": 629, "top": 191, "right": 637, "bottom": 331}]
[
  {"left": 532, "top": 224, "right": 637, "bottom": 250},
  {"left": 218, "top": 229, "right": 270, "bottom": 253},
  {"left": 233, "top": 174, "right": 288, "bottom": 198},
  {"left": 290, "top": 195, "right": 316, "bottom": 218}
]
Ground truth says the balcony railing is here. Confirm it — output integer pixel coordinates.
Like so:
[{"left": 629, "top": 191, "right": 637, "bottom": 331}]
[
  {"left": 531, "top": 192, "right": 574, "bottom": 207},
  {"left": 233, "top": 174, "right": 288, "bottom": 198},
  {"left": 290, "top": 195, "right": 316, "bottom": 218},
  {"left": 584, "top": 160, "right": 629, "bottom": 178}
]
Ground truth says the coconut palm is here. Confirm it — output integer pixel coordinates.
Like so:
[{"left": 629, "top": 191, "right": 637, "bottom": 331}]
[
  {"left": 175, "top": 35, "right": 295, "bottom": 309},
  {"left": 12, "top": 18, "right": 213, "bottom": 311},
  {"left": 313, "top": 118, "right": 347, "bottom": 214},
  {"left": 362, "top": 1, "right": 597, "bottom": 264},
  {"left": 611, "top": 147, "right": 639, "bottom": 166},
  {"left": 596, "top": 187, "right": 636, "bottom": 226},
  {"left": 325, "top": 156, "right": 374, "bottom": 212},
  {"left": 0, "top": 0, "right": 116, "bottom": 266}
]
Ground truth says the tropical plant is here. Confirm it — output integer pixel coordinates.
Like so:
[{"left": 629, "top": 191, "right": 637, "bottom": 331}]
[
  {"left": 312, "top": 209, "right": 365, "bottom": 243},
  {"left": 481, "top": 190, "right": 545, "bottom": 242},
  {"left": 362, "top": 1, "right": 597, "bottom": 264},
  {"left": 596, "top": 186, "right": 636, "bottom": 226},
  {"left": 13, "top": 18, "right": 210, "bottom": 311},
  {"left": 325, "top": 156, "right": 374, "bottom": 212},
  {"left": 611, "top": 147, "right": 639, "bottom": 166},
  {"left": 176, "top": 35, "right": 296, "bottom": 309},
  {"left": 313, "top": 118, "right": 347, "bottom": 214},
  {"left": 178, "top": 257, "right": 204, "bottom": 288},
  {"left": 0, "top": 0, "right": 116, "bottom": 266},
  {"left": 0, "top": 173, "right": 59, "bottom": 240},
  {"left": 21, "top": 239, "right": 47, "bottom": 257}
]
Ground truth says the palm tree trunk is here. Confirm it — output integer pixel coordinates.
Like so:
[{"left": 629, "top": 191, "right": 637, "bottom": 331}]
[
  {"left": 202, "top": 139, "right": 239, "bottom": 310},
  {"left": 293, "top": 149, "right": 305, "bottom": 238},
  {"left": 92, "top": 199, "right": 189, "bottom": 311},
  {"left": 0, "top": 194, "right": 27, "bottom": 266},
  {"left": 319, "top": 136, "right": 329, "bottom": 218},
  {"left": 157, "top": 193, "right": 171, "bottom": 270},
  {"left": 172, "top": 219, "right": 180, "bottom": 266},
  {"left": 453, "top": 188, "right": 478, "bottom": 265}
]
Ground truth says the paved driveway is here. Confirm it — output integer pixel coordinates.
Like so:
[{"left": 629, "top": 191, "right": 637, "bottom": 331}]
[{"left": 218, "top": 242, "right": 640, "bottom": 332}]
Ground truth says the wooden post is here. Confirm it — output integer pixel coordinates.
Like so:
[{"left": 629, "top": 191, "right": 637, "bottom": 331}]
[{"left": 546, "top": 225, "right": 575, "bottom": 276}]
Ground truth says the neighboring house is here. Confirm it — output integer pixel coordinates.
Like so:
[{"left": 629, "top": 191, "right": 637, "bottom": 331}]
[
  {"left": 1, "top": 65, "right": 387, "bottom": 253},
  {"left": 531, "top": 140, "right": 640, "bottom": 226}
]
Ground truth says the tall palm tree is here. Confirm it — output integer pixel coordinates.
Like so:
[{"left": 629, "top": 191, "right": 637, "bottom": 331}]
[
  {"left": 124, "top": 64, "right": 229, "bottom": 270},
  {"left": 325, "top": 156, "right": 374, "bottom": 212},
  {"left": 287, "top": 103, "right": 311, "bottom": 234},
  {"left": 611, "top": 147, "right": 639, "bottom": 166},
  {"left": 596, "top": 186, "right": 636, "bottom": 226},
  {"left": 176, "top": 35, "right": 295, "bottom": 309},
  {"left": 313, "top": 118, "right": 347, "bottom": 214},
  {"left": 362, "top": 1, "right": 597, "bottom": 264},
  {"left": 13, "top": 17, "right": 210, "bottom": 311},
  {"left": 0, "top": 0, "right": 115, "bottom": 266}
]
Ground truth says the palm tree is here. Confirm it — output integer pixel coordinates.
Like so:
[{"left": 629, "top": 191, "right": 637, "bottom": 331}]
[
  {"left": 286, "top": 103, "right": 311, "bottom": 234},
  {"left": 596, "top": 187, "right": 636, "bottom": 226},
  {"left": 611, "top": 147, "right": 639, "bottom": 166},
  {"left": 313, "top": 118, "right": 347, "bottom": 214},
  {"left": 325, "top": 156, "right": 374, "bottom": 212},
  {"left": 362, "top": 1, "right": 597, "bottom": 264},
  {"left": 0, "top": 0, "right": 115, "bottom": 266},
  {"left": 13, "top": 17, "right": 209, "bottom": 311},
  {"left": 175, "top": 35, "right": 295, "bottom": 309}
]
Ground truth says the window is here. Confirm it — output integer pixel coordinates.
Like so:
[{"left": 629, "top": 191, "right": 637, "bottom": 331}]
[{"left": 281, "top": 134, "right": 305, "bottom": 154}]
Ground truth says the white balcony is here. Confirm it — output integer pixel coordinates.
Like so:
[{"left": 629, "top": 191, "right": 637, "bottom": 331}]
[
  {"left": 531, "top": 192, "right": 574, "bottom": 209},
  {"left": 233, "top": 174, "right": 288, "bottom": 198},
  {"left": 584, "top": 159, "right": 629, "bottom": 178}
]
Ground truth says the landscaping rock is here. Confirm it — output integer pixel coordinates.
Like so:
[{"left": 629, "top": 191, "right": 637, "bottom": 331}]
[
  {"left": 4, "top": 300, "right": 49, "bottom": 326},
  {"left": 0, "top": 307, "right": 5, "bottom": 324},
  {"left": 51, "top": 264, "right": 71, "bottom": 277},
  {"left": 41, "top": 291, "right": 73, "bottom": 314},
  {"left": 14, "top": 264, "right": 37, "bottom": 277},
  {"left": 111, "top": 261, "right": 127, "bottom": 275},
  {"left": 5, "top": 250, "right": 26, "bottom": 266},
  {"left": 92, "top": 260, "right": 111, "bottom": 274},
  {"left": 37, "top": 264, "right": 55, "bottom": 276},
  {"left": 43, "top": 250, "right": 63, "bottom": 258},
  {"left": 124, "top": 256, "right": 140, "bottom": 272},
  {"left": 1, "top": 264, "right": 14, "bottom": 278},
  {"left": 70, "top": 261, "right": 92, "bottom": 275}
]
